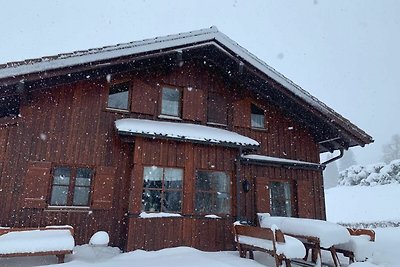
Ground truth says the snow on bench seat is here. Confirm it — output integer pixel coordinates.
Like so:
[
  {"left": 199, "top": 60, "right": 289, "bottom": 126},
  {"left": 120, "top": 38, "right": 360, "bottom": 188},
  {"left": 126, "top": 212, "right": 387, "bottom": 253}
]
[
  {"left": 335, "top": 233, "right": 375, "bottom": 262},
  {"left": 0, "top": 228, "right": 74, "bottom": 255},
  {"left": 237, "top": 234, "right": 306, "bottom": 259}
]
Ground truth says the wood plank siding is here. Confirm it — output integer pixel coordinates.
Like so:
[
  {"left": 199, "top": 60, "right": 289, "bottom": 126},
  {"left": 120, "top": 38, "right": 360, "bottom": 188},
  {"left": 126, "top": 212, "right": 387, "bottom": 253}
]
[{"left": 0, "top": 58, "right": 323, "bottom": 251}]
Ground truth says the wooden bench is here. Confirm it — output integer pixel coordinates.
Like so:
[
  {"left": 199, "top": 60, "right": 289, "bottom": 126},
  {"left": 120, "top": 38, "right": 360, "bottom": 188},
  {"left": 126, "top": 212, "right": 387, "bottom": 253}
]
[
  {"left": 334, "top": 228, "right": 375, "bottom": 264},
  {"left": 234, "top": 224, "right": 304, "bottom": 267},
  {"left": 0, "top": 226, "right": 74, "bottom": 263}
]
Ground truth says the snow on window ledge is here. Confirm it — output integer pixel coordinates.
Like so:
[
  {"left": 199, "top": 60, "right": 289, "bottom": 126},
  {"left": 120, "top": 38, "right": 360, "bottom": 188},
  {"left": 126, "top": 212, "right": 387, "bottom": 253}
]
[
  {"left": 139, "top": 212, "right": 183, "bottom": 218},
  {"left": 204, "top": 214, "right": 222, "bottom": 219},
  {"left": 158, "top": 114, "right": 182, "bottom": 121},
  {"left": 45, "top": 206, "right": 91, "bottom": 213}
]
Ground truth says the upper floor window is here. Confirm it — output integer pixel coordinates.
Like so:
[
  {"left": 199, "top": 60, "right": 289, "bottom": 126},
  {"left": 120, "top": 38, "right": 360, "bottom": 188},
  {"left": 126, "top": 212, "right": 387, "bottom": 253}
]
[
  {"left": 0, "top": 95, "right": 20, "bottom": 118},
  {"left": 50, "top": 166, "right": 93, "bottom": 207},
  {"left": 107, "top": 82, "right": 130, "bottom": 110},
  {"left": 195, "top": 170, "right": 230, "bottom": 215},
  {"left": 142, "top": 166, "right": 183, "bottom": 213},
  {"left": 269, "top": 181, "right": 292, "bottom": 217},
  {"left": 251, "top": 104, "right": 265, "bottom": 129},
  {"left": 207, "top": 93, "right": 227, "bottom": 125},
  {"left": 161, "top": 87, "right": 181, "bottom": 117}
]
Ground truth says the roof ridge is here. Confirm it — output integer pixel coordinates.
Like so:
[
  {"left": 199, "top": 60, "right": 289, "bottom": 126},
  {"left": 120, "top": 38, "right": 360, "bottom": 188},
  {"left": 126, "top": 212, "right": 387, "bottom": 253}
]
[{"left": 0, "top": 26, "right": 218, "bottom": 70}]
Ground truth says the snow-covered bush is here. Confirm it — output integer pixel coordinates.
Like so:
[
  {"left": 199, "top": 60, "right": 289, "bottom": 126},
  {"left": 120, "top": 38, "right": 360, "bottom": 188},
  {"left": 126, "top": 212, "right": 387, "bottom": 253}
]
[{"left": 338, "top": 160, "right": 400, "bottom": 186}]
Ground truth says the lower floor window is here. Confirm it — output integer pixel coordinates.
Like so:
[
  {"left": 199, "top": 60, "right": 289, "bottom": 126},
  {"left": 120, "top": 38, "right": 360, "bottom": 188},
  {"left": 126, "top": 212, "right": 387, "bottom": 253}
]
[
  {"left": 195, "top": 171, "right": 231, "bottom": 214},
  {"left": 269, "top": 181, "right": 292, "bottom": 217},
  {"left": 50, "top": 166, "right": 93, "bottom": 206},
  {"left": 142, "top": 166, "right": 183, "bottom": 213}
]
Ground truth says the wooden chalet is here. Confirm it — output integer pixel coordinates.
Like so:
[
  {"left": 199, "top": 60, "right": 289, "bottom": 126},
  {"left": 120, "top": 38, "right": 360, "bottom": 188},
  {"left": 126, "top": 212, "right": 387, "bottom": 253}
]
[{"left": 0, "top": 27, "right": 373, "bottom": 251}]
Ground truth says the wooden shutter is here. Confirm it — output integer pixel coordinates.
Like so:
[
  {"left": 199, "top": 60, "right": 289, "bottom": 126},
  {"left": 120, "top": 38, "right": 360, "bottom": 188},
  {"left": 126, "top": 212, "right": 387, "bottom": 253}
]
[
  {"left": 232, "top": 99, "right": 250, "bottom": 128},
  {"left": 92, "top": 166, "right": 116, "bottom": 210},
  {"left": 255, "top": 179, "right": 270, "bottom": 213},
  {"left": 182, "top": 87, "right": 205, "bottom": 122},
  {"left": 131, "top": 79, "right": 158, "bottom": 115},
  {"left": 22, "top": 161, "right": 52, "bottom": 209},
  {"left": 296, "top": 177, "right": 315, "bottom": 218},
  {"left": 207, "top": 93, "right": 227, "bottom": 125}
]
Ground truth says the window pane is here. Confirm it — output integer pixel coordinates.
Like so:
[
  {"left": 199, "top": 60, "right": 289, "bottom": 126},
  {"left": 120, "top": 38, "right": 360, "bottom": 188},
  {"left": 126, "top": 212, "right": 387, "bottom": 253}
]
[
  {"left": 163, "top": 191, "right": 182, "bottom": 212},
  {"left": 50, "top": 185, "right": 68, "bottom": 205},
  {"left": 73, "top": 187, "right": 90, "bottom": 206},
  {"left": 142, "top": 189, "right": 161, "bottom": 212},
  {"left": 164, "top": 168, "right": 183, "bottom": 189},
  {"left": 195, "top": 192, "right": 211, "bottom": 213},
  {"left": 215, "top": 192, "right": 230, "bottom": 214},
  {"left": 76, "top": 168, "right": 92, "bottom": 186},
  {"left": 270, "top": 182, "right": 292, "bottom": 217},
  {"left": 53, "top": 167, "right": 71, "bottom": 185},
  {"left": 108, "top": 82, "right": 129, "bottom": 110},
  {"left": 195, "top": 171, "right": 230, "bottom": 214},
  {"left": 251, "top": 104, "right": 265, "bottom": 128},
  {"left": 251, "top": 114, "right": 265, "bottom": 128},
  {"left": 161, "top": 87, "right": 180, "bottom": 116},
  {"left": 143, "top": 166, "right": 162, "bottom": 189}
]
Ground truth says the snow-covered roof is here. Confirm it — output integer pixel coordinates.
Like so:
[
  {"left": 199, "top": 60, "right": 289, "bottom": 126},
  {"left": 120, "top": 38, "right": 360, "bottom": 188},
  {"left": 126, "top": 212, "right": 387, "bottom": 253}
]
[
  {"left": 0, "top": 26, "right": 373, "bottom": 149},
  {"left": 115, "top": 118, "right": 259, "bottom": 148},
  {"left": 241, "top": 154, "right": 324, "bottom": 170}
]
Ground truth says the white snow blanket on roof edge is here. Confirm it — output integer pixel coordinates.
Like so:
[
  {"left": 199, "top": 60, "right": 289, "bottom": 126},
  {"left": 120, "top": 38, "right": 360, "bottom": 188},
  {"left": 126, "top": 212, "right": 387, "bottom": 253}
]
[
  {"left": 0, "top": 229, "right": 74, "bottom": 254},
  {"left": 242, "top": 154, "right": 319, "bottom": 166},
  {"left": 258, "top": 214, "right": 350, "bottom": 248},
  {"left": 115, "top": 118, "right": 259, "bottom": 147}
]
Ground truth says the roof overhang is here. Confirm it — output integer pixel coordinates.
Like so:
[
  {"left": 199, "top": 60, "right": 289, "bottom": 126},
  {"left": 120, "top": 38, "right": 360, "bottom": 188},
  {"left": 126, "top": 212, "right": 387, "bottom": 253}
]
[
  {"left": 115, "top": 118, "right": 259, "bottom": 150},
  {"left": 241, "top": 154, "right": 325, "bottom": 171}
]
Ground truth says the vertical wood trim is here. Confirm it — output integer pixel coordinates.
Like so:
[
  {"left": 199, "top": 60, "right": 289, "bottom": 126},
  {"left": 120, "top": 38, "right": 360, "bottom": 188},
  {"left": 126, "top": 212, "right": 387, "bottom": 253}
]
[
  {"left": 183, "top": 143, "right": 194, "bottom": 215},
  {"left": 129, "top": 137, "right": 143, "bottom": 214}
]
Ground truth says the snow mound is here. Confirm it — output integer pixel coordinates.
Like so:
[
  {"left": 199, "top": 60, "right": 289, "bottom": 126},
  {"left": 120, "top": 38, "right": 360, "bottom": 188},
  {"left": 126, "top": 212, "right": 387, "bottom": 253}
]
[
  {"left": 338, "top": 160, "right": 400, "bottom": 186},
  {"left": 89, "top": 231, "right": 109, "bottom": 246}
]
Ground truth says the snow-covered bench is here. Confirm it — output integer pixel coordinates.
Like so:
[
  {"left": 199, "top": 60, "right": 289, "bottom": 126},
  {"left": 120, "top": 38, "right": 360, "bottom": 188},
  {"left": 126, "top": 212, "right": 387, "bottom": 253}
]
[
  {"left": 0, "top": 226, "right": 75, "bottom": 263},
  {"left": 233, "top": 224, "right": 305, "bottom": 267},
  {"left": 334, "top": 228, "right": 375, "bottom": 264}
]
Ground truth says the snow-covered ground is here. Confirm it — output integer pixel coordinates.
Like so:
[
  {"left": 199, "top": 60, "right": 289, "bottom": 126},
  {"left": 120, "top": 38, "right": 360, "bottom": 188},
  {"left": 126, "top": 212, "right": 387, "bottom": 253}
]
[
  {"left": 1, "top": 184, "right": 399, "bottom": 267},
  {"left": 325, "top": 184, "right": 400, "bottom": 224}
]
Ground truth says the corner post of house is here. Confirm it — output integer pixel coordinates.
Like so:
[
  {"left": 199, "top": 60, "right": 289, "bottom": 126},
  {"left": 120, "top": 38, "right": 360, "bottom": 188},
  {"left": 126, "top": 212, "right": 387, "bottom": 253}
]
[{"left": 235, "top": 147, "right": 243, "bottom": 222}]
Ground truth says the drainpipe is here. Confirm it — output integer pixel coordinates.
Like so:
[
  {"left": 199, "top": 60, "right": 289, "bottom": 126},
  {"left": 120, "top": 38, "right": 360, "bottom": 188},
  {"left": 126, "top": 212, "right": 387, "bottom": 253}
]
[
  {"left": 321, "top": 148, "right": 344, "bottom": 165},
  {"left": 235, "top": 147, "right": 243, "bottom": 222}
]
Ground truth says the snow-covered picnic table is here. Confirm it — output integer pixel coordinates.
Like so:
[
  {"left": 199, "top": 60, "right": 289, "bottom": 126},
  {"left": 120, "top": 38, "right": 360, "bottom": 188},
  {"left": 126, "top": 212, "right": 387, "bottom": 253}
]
[
  {"left": 0, "top": 226, "right": 75, "bottom": 263},
  {"left": 258, "top": 213, "right": 351, "bottom": 267}
]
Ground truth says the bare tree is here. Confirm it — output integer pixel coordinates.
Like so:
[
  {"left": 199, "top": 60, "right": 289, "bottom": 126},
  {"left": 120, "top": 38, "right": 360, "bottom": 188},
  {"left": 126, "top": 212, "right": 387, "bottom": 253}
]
[{"left": 382, "top": 134, "right": 400, "bottom": 163}]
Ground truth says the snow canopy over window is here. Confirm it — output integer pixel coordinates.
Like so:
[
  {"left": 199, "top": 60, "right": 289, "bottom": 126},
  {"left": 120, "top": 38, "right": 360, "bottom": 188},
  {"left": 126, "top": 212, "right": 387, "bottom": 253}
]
[{"left": 115, "top": 118, "right": 259, "bottom": 147}]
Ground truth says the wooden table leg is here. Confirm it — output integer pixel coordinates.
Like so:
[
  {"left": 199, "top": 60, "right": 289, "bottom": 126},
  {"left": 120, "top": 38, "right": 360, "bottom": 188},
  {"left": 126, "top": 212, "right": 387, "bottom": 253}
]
[
  {"left": 330, "top": 246, "right": 341, "bottom": 267},
  {"left": 56, "top": 254, "right": 65, "bottom": 263}
]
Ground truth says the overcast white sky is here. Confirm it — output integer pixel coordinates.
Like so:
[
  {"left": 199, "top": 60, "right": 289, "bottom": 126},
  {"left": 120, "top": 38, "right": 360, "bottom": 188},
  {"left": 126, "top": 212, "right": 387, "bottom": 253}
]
[{"left": 1, "top": 0, "right": 399, "bottom": 165}]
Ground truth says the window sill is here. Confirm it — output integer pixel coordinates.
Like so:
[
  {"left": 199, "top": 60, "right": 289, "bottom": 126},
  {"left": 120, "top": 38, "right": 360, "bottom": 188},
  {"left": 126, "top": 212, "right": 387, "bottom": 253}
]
[
  {"left": 105, "top": 107, "right": 130, "bottom": 114},
  {"left": 251, "top": 127, "right": 267, "bottom": 132},
  {"left": 206, "top": 122, "right": 228, "bottom": 127},
  {"left": 45, "top": 206, "right": 91, "bottom": 212},
  {"left": 158, "top": 114, "right": 182, "bottom": 121}
]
